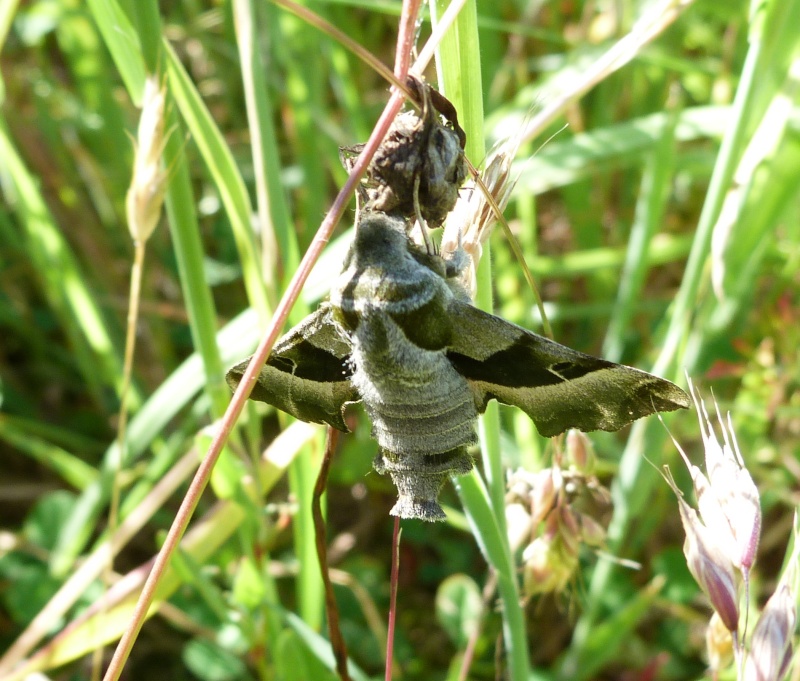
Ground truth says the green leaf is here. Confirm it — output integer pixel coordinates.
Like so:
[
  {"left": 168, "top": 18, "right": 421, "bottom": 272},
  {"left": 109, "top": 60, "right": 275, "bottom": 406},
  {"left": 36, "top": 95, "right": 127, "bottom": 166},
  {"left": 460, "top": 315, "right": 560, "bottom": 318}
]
[
  {"left": 435, "top": 574, "right": 482, "bottom": 648},
  {"left": 183, "top": 639, "right": 248, "bottom": 681}
]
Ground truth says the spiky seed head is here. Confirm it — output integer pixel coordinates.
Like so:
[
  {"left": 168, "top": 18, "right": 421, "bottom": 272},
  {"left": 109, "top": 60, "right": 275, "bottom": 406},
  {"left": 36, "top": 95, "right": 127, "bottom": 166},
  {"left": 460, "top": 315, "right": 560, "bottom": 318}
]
[{"left": 687, "top": 378, "right": 761, "bottom": 575}]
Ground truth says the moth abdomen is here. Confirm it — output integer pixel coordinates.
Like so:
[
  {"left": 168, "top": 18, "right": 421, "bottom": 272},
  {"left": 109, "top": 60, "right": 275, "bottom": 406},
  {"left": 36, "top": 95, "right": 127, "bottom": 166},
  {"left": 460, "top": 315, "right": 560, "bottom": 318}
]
[
  {"left": 374, "top": 446, "right": 473, "bottom": 521},
  {"left": 367, "top": 400, "right": 478, "bottom": 456},
  {"left": 345, "top": 306, "right": 479, "bottom": 520}
]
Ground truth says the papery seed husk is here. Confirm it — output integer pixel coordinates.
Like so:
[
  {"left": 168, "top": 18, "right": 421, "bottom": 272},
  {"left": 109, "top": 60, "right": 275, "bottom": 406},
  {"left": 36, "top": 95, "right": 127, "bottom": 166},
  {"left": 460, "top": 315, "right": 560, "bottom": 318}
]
[{"left": 679, "top": 497, "right": 740, "bottom": 633}]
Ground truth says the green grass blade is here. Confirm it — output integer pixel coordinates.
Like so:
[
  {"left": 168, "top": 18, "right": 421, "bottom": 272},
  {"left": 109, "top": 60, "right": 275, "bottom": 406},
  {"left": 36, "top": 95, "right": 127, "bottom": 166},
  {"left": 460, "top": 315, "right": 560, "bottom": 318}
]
[
  {"left": 164, "top": 41, "right": 271, "bottom": 326},
  {"left": 433, "top": 2, "right": 530, "bottom": 680},
  {"left": 50, "top": 309, "right": 261, "bottom": 574},
  {"left": 84, "top": 0, "right": 146, "bottom": 102},
  {"left": 564, "top": 0, "right": 800, "bottom": 672},
  {"left": 0, "top": 116, "right": 125, "bottom": 404}
]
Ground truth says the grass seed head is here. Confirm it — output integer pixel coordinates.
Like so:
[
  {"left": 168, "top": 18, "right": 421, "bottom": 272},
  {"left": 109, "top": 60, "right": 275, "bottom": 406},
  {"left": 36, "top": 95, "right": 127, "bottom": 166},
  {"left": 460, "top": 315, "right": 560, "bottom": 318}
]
[
  {"left": 744, "top": 580, "right": 796, "bottom": 681},
  {"left": 677, "top": 493, "right": 740, "bottom": 633},
  {"left": 508, "top": 454, "right": 612, "bottom": 598},
  {"left": 521, "top": 527, "right": 579, "bottom": 597},
  {"left": 688, "top": 377, "right": 761, "bottom": 574},
  {"left": 126, "top": 75, "right": 168, "bottom": 245}
]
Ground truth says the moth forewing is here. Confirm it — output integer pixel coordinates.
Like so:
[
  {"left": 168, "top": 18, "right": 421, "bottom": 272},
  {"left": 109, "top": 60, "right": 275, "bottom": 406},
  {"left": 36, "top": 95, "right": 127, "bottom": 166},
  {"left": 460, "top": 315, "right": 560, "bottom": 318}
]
[
  {"left": 444, "top": 300, "right": 691, "bottom": 437},
  {"left": 225, "top": 305, "right": 359, "bottom": 433}
]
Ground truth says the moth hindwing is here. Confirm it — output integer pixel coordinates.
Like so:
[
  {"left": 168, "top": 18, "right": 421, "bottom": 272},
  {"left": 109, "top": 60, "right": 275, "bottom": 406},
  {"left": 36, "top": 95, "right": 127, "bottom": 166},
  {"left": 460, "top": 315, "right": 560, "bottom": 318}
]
[{"left": 227, "top": 212, "right": 690, "bottom": 522}]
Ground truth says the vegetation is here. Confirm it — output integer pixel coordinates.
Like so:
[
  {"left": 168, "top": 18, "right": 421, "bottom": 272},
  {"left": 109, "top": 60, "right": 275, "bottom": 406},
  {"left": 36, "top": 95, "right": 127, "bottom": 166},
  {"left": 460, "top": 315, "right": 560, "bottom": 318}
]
[{"left": 1, "top": 0, "right": 798, "bottom": 679}]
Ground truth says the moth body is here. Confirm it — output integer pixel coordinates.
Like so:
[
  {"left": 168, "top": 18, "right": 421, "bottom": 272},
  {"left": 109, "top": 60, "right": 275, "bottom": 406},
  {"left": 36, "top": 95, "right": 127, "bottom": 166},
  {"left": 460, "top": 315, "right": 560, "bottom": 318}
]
[{"left": 331, "top": 213, "right": 478, "bottom": 520}]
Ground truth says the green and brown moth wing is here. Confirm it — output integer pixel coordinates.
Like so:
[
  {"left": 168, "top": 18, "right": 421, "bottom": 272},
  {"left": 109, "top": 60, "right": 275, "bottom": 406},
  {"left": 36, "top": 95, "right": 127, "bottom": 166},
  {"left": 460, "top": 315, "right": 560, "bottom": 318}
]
[
  {"left": 225, "top": 305, "right": 359, "bottom": 432},
  {"left": 445, "top": 300, "right": 690, "bottom": 438}
]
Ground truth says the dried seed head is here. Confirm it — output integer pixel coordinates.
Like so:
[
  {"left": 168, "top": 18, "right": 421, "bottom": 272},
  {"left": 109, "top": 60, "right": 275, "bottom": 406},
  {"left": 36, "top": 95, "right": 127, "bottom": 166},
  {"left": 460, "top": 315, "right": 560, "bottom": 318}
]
[
  {"left": 578, "top": 513, "right": 608, "bottom": 548},
  {"left": 556, "top": 505, "right": 582, "bottom": 557},
  {"left": 505, "top": 468, "right": 558, "bottom": 551},
  {"left": 666, "top": 378, "right": 764, "bottom": 638},
  {"left": 531, "top": 468, "right": 559, "bottom": 525},
  {"left": 676, "top": 491, "right": 740, "bottom": 633},
  {"left": 562, "top": 470, "right": 613, "bottom": 530},
  {"left": 507, "top": 456, "right": 614, "bottom": 597},
  {"left": 126, "top": 75, "right": 168, "bottom": 245},
  {"left": 685, "top": 462, "right": 740, "bottom": 573},
  {"left": 518, "top": 497, "right": 587, "bottom": 598},
  {"left": 521, "top": 530, "right": 578, "bottom": 597},
  {"left": 440, "top": 138, "right": 517, "bottom": 296},
  {"left": 745, "top": 523, "right": 799, "bottom": 681},
  {"left": 688, "top": 378, "right": 761, "bottom": 574},
  {"left": 566, "top": 429, "right": 596, "bottom": 473},
  {"left": 506, "top": 467, "right": 560, "bottom": 526},
  {"left": 506, "top": 501, "right": 534, "bottom": 553},
  {"left": 744, "top": 581, "right": 796, "bottom": 681}
]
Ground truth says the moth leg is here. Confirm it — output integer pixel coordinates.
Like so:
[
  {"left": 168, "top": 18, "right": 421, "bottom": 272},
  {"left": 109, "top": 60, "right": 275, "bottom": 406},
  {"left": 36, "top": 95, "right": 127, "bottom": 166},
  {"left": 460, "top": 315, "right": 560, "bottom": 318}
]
[
  {"left": 409, "top": 79, "right": 437, "bottom": 255},
  {"left": 444, "top": 232, "right": 470, "bottom": 281},
  {"left": 412, "top": 172, "right": 436, "bottom": 255}
]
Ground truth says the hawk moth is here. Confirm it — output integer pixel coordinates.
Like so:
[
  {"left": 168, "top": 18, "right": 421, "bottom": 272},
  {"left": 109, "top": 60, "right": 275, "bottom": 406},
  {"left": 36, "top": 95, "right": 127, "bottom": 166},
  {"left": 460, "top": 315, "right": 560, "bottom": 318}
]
[{"left": 227, "top": 211, "right": 690, "bottom": 521}]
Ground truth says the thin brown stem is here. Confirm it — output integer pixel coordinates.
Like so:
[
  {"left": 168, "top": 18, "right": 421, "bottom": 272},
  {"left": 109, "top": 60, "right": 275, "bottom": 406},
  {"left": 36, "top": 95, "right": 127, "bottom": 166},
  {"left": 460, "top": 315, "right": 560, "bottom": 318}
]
[
  {"left": 394, "top": 0, "right": 422, "bottom": 81},
  {"left": 312, "top": 429, "right": 349, "bottom": 681},
  {"left": 457, "top": 570, "right": 496, "bottom": 681},
  {"left": 385, "top": 516, "right": 402, "bottom": 681},
  {"left": 271, "top": 0, "right": 407, "bottom": 96}
]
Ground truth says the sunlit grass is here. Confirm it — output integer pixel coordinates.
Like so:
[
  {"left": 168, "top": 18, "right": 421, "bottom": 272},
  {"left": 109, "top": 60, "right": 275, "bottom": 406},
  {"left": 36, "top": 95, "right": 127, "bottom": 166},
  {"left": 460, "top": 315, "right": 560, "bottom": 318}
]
[{"left": 1, "top": 0, "right": 799, "bottom": 680}]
